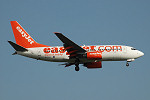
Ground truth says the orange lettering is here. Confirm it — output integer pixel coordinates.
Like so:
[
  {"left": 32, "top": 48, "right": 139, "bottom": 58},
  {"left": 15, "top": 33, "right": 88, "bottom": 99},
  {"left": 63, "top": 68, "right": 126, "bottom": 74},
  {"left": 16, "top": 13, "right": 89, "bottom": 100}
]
[
  {"left": 90, "top": 46, "right": 96, "bottom": 51},
  {"left": 112, "top": 46, "right": 122, "bottom": 51},
  {"left": 59, "top": 47, "right": 65, "bottom": 53},
  {"left": 105, "top": 46, "right": 112, "bottom": 52},
  {"left": 43, "top": 48, "right": 51, "bottom": 53},
  {"left": 98, "top": 46, "right": 104, "bottom": 52},
  {"left": 51, "top": 47, "right": 58, "bottom": 53}
]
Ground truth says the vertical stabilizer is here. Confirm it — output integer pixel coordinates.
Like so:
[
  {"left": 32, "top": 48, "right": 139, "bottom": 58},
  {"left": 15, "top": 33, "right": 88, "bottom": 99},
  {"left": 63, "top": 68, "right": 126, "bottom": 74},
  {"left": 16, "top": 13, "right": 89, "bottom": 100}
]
[{"left": 10, "top": 21, "right": 48, "bottom": 48}]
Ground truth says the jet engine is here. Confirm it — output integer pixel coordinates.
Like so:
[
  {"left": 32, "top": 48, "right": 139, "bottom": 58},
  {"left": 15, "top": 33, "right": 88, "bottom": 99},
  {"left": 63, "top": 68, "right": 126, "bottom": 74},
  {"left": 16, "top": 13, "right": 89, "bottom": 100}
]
[{"left": 84, "top": 61, "right": 102, "bottom": 68}]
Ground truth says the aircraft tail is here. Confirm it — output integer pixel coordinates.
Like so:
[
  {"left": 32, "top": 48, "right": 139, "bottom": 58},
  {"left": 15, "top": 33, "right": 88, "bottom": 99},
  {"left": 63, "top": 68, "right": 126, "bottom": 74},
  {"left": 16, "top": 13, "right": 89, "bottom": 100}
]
[{"left": 10, "top": 21, "right": 48, "bottom": 48}]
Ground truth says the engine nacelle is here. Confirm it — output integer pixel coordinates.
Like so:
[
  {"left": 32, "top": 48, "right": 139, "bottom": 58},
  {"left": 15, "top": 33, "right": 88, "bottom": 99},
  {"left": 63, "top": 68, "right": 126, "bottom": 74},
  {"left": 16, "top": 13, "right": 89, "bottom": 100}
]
[
  {"left": 86, "top": 51, "right": 102, "bottom": 59},
  {"left": 84, "top": 61, "right": 102, "bottom": 68}
]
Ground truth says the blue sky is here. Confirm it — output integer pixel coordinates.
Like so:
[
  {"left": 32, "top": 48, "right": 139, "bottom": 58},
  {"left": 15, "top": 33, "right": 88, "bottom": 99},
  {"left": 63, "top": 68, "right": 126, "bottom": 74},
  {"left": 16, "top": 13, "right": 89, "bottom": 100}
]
[{"left": 0, "top": 0, "right": 150, "bottom": 100}]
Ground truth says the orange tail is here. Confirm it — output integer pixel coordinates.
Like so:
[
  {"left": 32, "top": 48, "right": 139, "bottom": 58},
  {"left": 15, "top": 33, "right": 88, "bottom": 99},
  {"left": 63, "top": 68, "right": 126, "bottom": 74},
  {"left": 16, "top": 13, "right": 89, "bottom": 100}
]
[{"left": 10, "top": 21, "right": 48, "bottom": 48}]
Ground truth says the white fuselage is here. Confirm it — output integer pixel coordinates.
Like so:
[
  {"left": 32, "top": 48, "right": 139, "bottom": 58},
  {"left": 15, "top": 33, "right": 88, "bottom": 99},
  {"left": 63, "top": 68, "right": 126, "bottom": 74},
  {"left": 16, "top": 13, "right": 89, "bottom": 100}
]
[
  {"left": 17, "top": 45, "right": 144, "bottom": 63},
  {"left": 9, "top": 21, "right": 144, "bottom": 71}
]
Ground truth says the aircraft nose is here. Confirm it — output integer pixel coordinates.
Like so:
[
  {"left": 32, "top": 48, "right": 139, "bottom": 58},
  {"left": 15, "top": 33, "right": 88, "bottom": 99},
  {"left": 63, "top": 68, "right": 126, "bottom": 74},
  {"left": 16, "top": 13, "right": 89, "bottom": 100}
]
[{"left": 139, "top": 51, "right": 144, "bottom": 57}]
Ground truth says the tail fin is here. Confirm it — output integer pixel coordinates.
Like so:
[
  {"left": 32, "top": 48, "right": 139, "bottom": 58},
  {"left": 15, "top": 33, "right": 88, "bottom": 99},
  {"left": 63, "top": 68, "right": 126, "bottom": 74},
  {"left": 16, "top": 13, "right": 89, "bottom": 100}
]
[{"left": 10, "top": 21, "right": 48, "bottom": 48}]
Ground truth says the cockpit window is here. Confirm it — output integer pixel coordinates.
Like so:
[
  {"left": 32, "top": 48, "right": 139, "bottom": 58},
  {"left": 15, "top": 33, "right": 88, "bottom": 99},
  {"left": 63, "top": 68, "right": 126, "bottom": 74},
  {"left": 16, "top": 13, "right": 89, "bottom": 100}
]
[{"left": 131, "top": 48, "right": 136, "bottom": 50}]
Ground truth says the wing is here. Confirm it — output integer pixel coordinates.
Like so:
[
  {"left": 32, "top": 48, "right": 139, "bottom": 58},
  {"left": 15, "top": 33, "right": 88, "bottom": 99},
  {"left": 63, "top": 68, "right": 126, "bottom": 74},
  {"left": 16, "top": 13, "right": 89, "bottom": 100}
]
[{"left": 54, "top": 32, "right": 86, "bottom": 58}]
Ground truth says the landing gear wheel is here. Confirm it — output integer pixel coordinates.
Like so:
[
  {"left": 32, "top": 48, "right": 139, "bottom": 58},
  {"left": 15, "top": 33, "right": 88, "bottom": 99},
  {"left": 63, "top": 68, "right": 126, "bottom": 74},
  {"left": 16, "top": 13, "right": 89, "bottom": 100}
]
[
  {"left": 126, "top": 62, "right": 129, "bottom": 67},
  {"left": 75, "top": 66, "right": 80, "bottom": 71},
  {"left": 74, "top": 58, "right": 80, "bottom": 71}
]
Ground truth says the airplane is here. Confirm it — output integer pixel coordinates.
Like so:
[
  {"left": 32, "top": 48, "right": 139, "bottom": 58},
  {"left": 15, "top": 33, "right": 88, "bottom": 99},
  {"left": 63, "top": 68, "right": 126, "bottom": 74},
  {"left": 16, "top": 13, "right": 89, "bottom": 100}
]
[{"left": 8, "top": 21, "right": 144, "bottom": 71}]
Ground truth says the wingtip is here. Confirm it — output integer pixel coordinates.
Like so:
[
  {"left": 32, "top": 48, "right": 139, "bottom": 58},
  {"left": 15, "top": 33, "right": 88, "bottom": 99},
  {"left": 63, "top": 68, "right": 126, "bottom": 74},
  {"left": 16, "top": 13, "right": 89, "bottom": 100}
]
[{"left": 8, "top": 40, "right": 12, "bottom": 43}]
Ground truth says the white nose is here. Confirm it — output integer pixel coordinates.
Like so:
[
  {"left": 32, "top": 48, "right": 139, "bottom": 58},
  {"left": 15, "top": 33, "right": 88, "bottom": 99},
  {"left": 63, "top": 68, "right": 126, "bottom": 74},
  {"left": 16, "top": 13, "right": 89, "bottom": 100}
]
[{"left": 139, "top": 51, "right": 144, "bottom": 57}]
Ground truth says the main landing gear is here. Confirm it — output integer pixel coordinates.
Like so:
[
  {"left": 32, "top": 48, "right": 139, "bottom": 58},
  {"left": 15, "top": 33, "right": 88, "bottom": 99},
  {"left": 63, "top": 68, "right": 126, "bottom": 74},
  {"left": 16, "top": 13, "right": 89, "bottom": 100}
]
[
  {"left": 75, "top": 66, "right": 80, "bottom": 71},
  {"left": 75, "top": 59, "right": 80, "bottom": 71}
]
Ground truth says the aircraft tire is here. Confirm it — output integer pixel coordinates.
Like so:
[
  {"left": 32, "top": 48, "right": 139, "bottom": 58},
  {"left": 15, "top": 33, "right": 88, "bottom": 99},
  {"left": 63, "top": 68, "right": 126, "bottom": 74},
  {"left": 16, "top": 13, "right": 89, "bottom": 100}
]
[
  {"left": 126, "top": 62, "right": 129, "bottom": 67},
  {"left": 75, "top": 66, "right": 80, "bottom": 71}
]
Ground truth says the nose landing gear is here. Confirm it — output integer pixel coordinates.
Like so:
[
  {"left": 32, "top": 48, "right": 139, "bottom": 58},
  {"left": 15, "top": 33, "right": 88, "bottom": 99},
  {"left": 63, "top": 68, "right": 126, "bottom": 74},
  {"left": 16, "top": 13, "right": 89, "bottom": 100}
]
[
  {"left": 126, "top": 59, "right": 135, "bottom": 67},
  {"left": 126, "top": 62, "right": 129, "bottom": 67},
  {"left": 75, "top": 66, "right": 80, "bottom": 71}
]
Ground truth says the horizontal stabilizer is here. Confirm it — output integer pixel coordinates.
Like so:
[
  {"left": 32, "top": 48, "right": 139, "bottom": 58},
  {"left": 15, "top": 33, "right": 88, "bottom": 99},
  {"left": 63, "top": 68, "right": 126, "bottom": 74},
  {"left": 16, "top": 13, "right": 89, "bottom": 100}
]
[{"left": 8, "top": 41, "right": 28, "bottom": 52}]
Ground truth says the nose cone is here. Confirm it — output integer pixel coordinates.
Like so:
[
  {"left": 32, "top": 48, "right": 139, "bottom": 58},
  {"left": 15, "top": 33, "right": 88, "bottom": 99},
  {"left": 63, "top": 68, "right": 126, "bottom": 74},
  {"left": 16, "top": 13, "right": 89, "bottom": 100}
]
[{"left": 139, "top": 51, "right": 144, "bottom": 57}]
